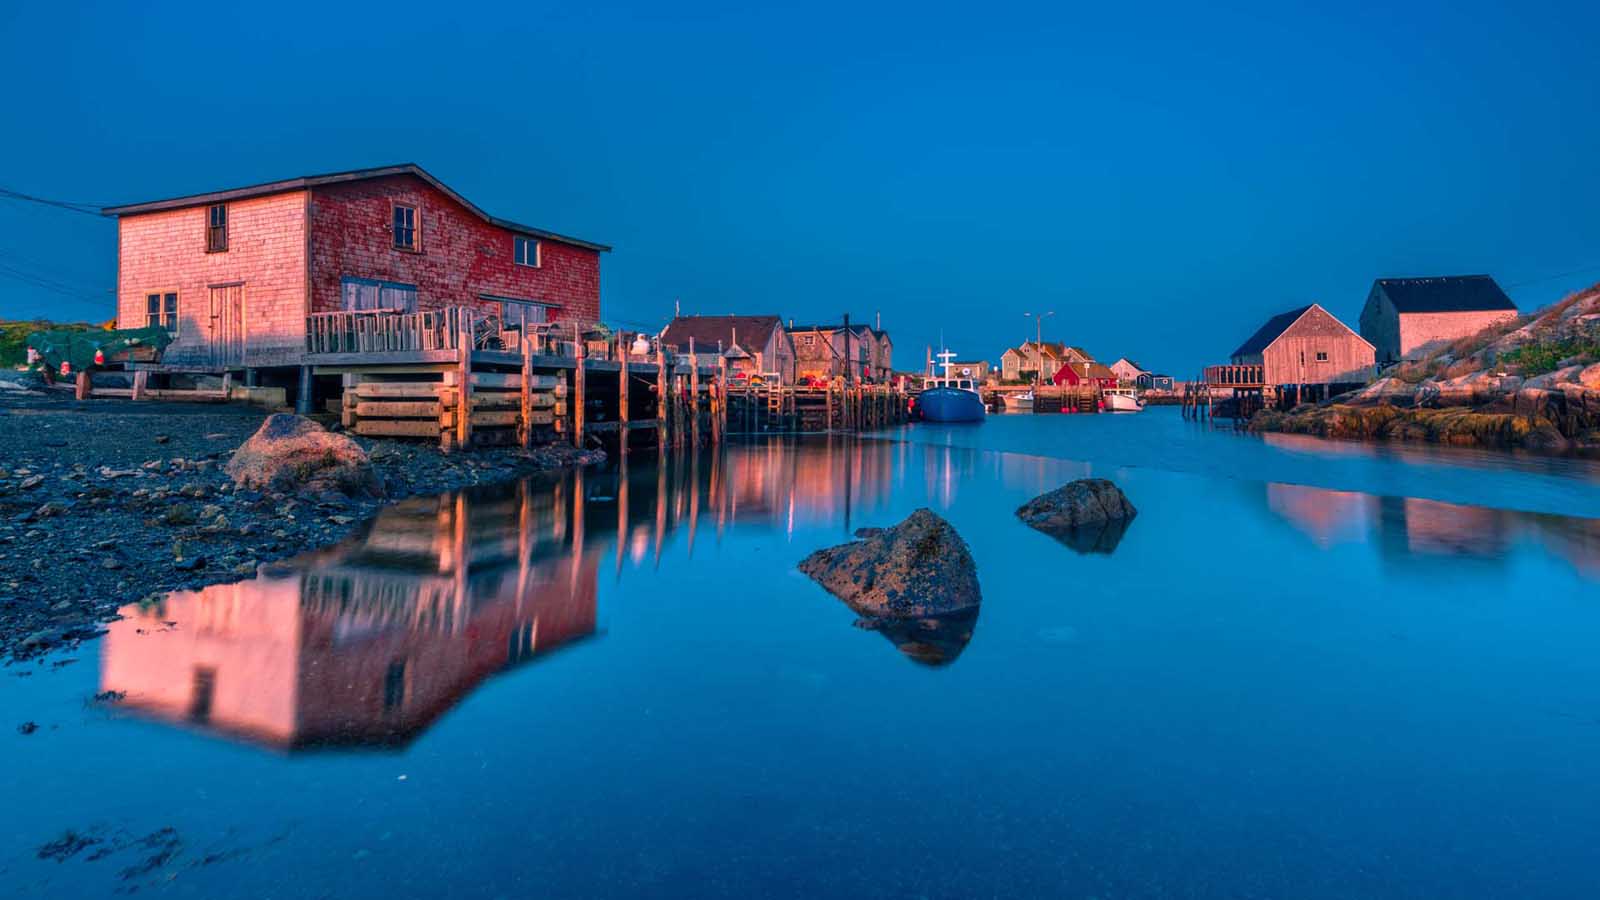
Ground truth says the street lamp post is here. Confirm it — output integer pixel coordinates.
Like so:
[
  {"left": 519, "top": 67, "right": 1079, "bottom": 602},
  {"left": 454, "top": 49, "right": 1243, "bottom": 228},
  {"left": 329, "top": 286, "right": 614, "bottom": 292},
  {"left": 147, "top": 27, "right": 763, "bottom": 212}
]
[{"left": 1023, "top": 311, "right": 1055, "bottom": 388}]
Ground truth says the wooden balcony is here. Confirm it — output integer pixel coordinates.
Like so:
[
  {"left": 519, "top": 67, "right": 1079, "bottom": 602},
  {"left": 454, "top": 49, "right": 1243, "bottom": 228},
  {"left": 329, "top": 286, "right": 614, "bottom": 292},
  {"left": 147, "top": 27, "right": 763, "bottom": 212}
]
[{"left": 1203, "top": 364, "right": 1265, "bottom": 388}]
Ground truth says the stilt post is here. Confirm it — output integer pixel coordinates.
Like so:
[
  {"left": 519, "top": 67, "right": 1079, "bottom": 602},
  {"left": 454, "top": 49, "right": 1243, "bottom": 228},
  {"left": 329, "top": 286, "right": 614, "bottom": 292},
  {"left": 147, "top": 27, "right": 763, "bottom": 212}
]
[{"left": 573, "top": 337, "right": 587, "bottom": 449}]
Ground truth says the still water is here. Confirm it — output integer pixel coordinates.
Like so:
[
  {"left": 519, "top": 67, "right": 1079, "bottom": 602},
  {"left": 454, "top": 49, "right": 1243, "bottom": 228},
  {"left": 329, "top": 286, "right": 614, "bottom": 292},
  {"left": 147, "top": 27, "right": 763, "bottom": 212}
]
[{"left": 6, "top": 408, "right": 1600, "bottom": 898}]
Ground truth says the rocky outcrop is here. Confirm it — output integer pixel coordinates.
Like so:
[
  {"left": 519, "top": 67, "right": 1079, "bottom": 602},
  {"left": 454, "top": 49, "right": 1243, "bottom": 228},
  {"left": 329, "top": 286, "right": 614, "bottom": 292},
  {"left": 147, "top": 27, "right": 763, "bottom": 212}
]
[
  {"left": 799, "top": 508, "right": 980, "bottom": 618},
  {"left": 1015, "top": 479, "right": 1137, "bottom": 553},
  {"left": 799, "top": 509, "right": 982, "bottom": 666},
  {"left": 225, "top": 414, "right": 384, "bottom": 497},
  {"left": 1251, "top": 283, "right": 1600, "bottom": 452}
]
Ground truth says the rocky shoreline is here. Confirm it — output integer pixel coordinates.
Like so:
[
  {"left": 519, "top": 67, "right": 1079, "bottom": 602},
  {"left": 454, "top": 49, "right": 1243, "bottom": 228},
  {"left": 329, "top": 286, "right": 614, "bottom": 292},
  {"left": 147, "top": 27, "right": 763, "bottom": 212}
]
[
  {"left": 1251, "top": 285, "right": 1600, "bottom": 452},
  {"left": 0, "top": 390, "right": 603, "bottom": 663}
]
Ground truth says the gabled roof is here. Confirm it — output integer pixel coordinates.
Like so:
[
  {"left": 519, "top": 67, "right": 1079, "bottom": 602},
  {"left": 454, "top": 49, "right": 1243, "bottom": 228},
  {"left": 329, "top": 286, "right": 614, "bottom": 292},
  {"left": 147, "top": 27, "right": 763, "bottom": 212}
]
[
  {"left": 661, "top": 315, "right": 784, "bottom": 354},
  {"left": 1230, "top": 303, "right": 1371, "bottom": 358},
  {"left": 1053, "top": 360, "right": 1117, "bottom": 381},
  {"left": 1230, "top": 305, "right": 1314, "bottom": 358},
  {"left": 1375, "top": 275, "right": 1516, "bottom": 314},
  {"left": 1112, "top": 357, "right": 1146, "bottom": 372},
  {"left": 788, "top": 322, "right": 889, "bottom": 339},
  {"left": 100, "top": 163, "right": 611, "bottom": 252},
  {"left": 1009, "top": 340, "right": 1068, "bottom": 359}
]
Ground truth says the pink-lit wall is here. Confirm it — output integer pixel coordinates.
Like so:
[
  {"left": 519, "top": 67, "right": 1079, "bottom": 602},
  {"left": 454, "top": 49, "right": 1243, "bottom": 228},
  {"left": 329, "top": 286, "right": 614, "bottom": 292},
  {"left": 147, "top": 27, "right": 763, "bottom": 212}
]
[{"left": 115, "top": 191, "right": 310, "bottom": 367}]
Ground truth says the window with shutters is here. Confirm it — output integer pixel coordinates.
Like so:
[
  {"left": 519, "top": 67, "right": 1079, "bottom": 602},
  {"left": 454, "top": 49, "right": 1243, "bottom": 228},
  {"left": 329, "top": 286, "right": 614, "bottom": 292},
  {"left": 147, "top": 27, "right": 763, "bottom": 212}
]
[{"left": 206, "top": 204, "right": 227, "bottom": 252}]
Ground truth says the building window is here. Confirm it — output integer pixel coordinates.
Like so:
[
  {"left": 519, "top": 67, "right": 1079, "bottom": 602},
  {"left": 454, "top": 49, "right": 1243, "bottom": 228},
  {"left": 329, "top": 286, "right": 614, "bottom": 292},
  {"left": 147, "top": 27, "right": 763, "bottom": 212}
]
[
  {"left": 514, "top": 236, "right": 540, "bottom": 267},
  {"left": 340, "top": 277, "right": 417, "bottom": 312},
  {"left": 1315, "top": 351, "right": 1329, "bottom": 362},
  {"left": 392, "top": 204, "right": 418, "bottom": 251},
  {"left": 206, "top": 204, "right": 227, "bottom": 252},
  {"left": 495, "top": 297, "right": 550, "bottom": 329},
  {"left": 383, "top": 660, "right": 406, "bottom": 712},
  {"left": 146, "top": 291, "right": 178, "bottom": 334},
  {"left": 803, "top": 335, "right": 814, "bottom": 346}
]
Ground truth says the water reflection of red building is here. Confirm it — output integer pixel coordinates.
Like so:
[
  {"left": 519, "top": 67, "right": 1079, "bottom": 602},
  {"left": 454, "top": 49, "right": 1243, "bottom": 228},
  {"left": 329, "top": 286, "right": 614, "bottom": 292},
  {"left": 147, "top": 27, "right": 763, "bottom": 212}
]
[
  {"left": 1264, "top": 481, "right": 1600, "bottom": 576},
  {"left": 101, "top": 481, "right": 599, "bottom": 751},
  {"left": 1265, "top": 483, "right": 1378, "bottom": 548}
]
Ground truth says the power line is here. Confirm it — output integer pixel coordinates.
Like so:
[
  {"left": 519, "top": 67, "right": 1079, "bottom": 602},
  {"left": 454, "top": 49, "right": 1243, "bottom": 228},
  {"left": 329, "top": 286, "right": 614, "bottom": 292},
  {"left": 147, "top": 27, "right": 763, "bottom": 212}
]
[
  {"left": 0, "top": 186, "right": 107, "bottom": 217},
  {"left": 1505, "top": 263, "right": 1600, "bottom": 289},
  {"left": 0, "top": 249, "right": 109, "bottom": 293},
  {"left": 0, "top": 261, "right": 112, "bottom": 304}
]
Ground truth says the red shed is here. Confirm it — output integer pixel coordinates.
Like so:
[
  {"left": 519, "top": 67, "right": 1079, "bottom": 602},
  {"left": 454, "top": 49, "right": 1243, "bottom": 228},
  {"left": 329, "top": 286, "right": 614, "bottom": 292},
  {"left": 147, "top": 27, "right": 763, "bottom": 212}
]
[{"left": 1053, "top": 360, "right": 1118, "bottom": 388}]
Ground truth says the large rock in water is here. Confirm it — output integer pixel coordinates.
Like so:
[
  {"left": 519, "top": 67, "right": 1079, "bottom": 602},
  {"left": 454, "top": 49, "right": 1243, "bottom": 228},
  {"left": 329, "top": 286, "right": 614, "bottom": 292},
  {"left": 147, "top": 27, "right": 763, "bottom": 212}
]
[
  {"left": 798, "top": 508, "right": 980, "bottom": 619},
  {"left": 1016, "top": 478, "right": 1137, "bottom": 554},
  {"left": 226, "top": 414, "right": 384, "bottom": 497}
]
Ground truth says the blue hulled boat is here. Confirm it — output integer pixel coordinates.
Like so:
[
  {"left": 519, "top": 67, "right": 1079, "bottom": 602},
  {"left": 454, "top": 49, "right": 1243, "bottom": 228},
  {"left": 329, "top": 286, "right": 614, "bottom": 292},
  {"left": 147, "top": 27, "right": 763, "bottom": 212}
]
[{"left": 918, "top": 351, "right": 987, "bottom": 423}]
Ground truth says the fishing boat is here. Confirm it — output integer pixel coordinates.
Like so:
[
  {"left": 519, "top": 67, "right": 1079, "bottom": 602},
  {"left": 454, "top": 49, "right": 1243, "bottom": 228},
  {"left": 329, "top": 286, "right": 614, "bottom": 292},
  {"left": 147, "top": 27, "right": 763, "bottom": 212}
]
[
  {"left": 1002, "top": 390, "right": 1035, "bottom": 412},
  {"left": 1103, "top": 386, "right": 1144, "bottom": 413},
  {"left": 919, "top": 351, "right": 987, "bottom": 423}
]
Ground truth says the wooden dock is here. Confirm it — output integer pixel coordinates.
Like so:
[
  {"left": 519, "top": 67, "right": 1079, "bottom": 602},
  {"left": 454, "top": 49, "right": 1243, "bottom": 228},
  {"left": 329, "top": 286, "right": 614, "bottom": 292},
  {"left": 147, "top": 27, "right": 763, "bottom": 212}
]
[
  {"left": 305, "top": 307, "right": 731, "bottom": 453},
  {"left": 982, "top": 385, "right": 1106, "bottom": 413},
  {"left": 302, "top": 307, "right": 910, "bottom": 451},
  {"left": 723, "top": 383, "right": 909, "bottom": 434},
  {"left": 1182, "top": 364, "right": 1272, "bottom": 424}
]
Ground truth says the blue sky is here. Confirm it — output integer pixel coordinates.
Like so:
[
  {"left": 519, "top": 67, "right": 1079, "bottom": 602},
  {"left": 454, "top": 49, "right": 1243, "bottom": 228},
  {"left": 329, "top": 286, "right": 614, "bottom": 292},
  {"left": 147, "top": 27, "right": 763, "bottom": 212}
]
[{"left": 3, "top": 0, "right": 1599, "bottom": 374}]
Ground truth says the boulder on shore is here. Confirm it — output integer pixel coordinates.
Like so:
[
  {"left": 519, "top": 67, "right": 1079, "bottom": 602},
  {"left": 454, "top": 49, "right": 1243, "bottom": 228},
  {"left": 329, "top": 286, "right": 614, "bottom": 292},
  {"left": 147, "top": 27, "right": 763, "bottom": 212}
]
[
  {"left": 225, "top": 414, "right": 385, "bottom": 497},
  {"left": 1016, "top": 478, "right": 1136, "bottom": 550},
  {"left": 798, "top": 508, "right": 980, "bottom": 619}
]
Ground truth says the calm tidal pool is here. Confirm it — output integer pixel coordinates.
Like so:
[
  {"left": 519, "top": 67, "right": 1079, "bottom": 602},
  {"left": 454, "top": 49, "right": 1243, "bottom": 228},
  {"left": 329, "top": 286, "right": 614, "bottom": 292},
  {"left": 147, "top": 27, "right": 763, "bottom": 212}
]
[{"left": 5, "top": 408, "right": 1600, "bottom": 898}]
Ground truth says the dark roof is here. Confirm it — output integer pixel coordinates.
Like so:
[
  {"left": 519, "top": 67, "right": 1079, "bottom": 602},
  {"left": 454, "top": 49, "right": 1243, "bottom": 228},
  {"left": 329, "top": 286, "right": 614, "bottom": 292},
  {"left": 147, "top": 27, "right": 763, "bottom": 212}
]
[
  {"left": 1375, "top": 275, "right": 1516, "bottom": 314},
  {"left": 788, "top": 322, "right": 889, "bottom": 339},
  {"left": 1230, "top": 305, "right": 1313, "bottom": 358},
  {"left": 660, "top": 315, "right": 783, "bottom": 354},
  {"left": 100, "top": 163, "right": 610, "bottom": 252}
]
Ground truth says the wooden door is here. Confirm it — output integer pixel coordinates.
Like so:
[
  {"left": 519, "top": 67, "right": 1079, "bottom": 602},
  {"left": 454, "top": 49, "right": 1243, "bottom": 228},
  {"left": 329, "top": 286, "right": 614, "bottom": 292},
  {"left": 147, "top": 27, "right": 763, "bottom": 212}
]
[{"left": 208, "top": 284, "right": 245, "bottom": 368}]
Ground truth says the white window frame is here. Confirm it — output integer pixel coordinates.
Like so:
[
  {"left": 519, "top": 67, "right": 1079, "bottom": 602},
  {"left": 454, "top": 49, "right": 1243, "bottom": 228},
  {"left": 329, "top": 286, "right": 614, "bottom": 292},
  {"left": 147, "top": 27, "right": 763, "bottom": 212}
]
[{"left": 513, "top": 236, "right": 541, "bottom": 268}]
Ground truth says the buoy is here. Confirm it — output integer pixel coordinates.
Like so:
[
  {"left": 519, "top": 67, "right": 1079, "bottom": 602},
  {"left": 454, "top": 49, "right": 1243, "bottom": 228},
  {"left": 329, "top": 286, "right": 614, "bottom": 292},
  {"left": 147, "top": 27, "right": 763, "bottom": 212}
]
[
  {"left": 94, "top": 349, "right": 106, "bottom": 365},
  {"left": 60, "top": 361, "right": 71, "bottom": 377}
]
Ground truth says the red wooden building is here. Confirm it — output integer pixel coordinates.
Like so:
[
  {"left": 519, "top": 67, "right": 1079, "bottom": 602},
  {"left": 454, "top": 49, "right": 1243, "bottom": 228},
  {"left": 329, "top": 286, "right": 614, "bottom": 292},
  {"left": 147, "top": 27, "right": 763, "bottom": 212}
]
[
  {"left": 1052, "top": 359, "right": 1118, "bottom": 388},
  {"left": 103, "top": 164, "right": 608, "bottom": 378}
]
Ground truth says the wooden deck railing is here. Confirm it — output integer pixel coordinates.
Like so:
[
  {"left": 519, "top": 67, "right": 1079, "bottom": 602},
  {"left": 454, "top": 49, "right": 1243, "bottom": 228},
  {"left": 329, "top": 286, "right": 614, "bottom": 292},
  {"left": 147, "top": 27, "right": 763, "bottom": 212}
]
[
  {"left": 1203, "top": 364, "right": 1265, "bottom": 387},
  {"left": 306, "top": 308, "right": 467, "bottom": 355},
  {"left": 305, "top": 306, "right": 672, "bottom": 366}
]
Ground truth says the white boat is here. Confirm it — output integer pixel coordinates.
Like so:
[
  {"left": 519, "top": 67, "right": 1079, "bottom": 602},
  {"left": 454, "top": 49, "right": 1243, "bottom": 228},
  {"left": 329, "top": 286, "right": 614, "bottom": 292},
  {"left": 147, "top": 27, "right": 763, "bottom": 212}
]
[
  {"left": 1103, "top": 387, "right": 1144, "bottom": 413},
  {"left": 1003, "top": 391, "right": 1034, "bottom": 412}
]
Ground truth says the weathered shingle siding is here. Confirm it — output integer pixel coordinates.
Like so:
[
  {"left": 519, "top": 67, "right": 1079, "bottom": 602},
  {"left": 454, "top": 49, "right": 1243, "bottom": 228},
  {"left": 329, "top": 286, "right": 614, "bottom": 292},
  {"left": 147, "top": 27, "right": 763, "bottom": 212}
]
[
  {"left": 307, "top": 174, "right": 600, "bottom": 323},
  {"left": 115, "top": 190, "right": 310, "bottom": 367},
  {"left": 1259, "top": 305, "right": 1375, "bottom": 384}
]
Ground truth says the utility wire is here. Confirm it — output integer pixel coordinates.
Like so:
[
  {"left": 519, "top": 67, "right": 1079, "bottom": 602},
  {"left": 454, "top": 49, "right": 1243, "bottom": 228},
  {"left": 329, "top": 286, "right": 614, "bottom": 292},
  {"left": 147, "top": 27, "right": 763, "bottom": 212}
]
[
  {"left": 1505, "top": 263, "right": 1600, "bottom": 289},
  {"left": 0, "top": 186, "right": 106, "bottom": 216}
]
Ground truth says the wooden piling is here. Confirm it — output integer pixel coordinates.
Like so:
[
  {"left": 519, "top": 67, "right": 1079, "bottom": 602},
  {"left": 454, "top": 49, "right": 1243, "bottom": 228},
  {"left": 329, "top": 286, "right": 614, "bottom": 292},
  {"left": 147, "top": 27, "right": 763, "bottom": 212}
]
[
  {"left": 456, "top": 313, "right": 473, "bottom": 450},
  {"left": 618, "top": 334, "right": 631, "bottom": 454},
  {"left": 717, "top": 356, "right": 728, "bottom": 440},
  {"left": 690, "top": 340, "right": 701, "bottom": 449},
  {"left": 657, "top": 343, "right": 669, "bottom": 450},
  {"left": 573, "top": 339, "right": 587, "bottom": 449},
  {"left": 520, "top": 331, "right": 534, "bottom": 449}
]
